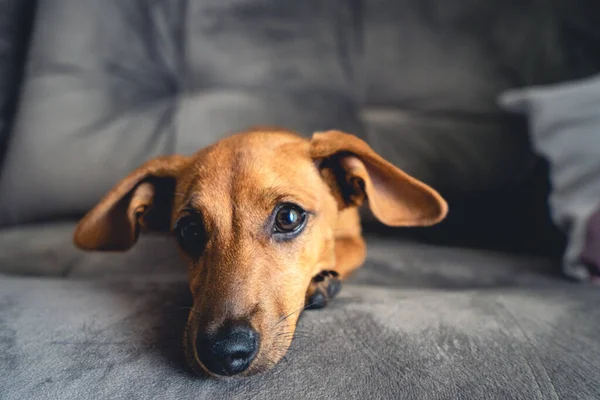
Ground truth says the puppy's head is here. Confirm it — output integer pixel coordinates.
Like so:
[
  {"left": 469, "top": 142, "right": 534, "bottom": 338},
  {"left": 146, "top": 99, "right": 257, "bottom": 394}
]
[{"left": 74, "top": 129, "right": 447, "bottom": 377}]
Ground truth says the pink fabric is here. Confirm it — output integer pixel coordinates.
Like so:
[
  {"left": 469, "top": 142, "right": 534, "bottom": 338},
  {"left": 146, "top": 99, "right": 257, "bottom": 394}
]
[{"left": 581, "top": 205, "right": 600, "bottom": 277}]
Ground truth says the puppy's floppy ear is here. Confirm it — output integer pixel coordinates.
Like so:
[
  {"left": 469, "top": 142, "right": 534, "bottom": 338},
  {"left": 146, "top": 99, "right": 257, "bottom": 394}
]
[
  {"left": 310, "top": 130, "right": 448, "bottom": 227},
  {"left": 74, "top": 155, "right": 190, "bottom": 251}
]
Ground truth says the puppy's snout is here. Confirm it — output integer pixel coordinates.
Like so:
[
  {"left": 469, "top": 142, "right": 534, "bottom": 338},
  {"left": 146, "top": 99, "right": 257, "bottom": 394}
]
[{"left": 196, "top": 322, "right": 259, "bottom": 376}]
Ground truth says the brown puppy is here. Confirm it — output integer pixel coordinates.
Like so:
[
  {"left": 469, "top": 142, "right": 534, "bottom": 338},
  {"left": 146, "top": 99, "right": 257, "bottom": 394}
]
[{"left": 73, "top": 129, "right": 447, "bottom": 378}]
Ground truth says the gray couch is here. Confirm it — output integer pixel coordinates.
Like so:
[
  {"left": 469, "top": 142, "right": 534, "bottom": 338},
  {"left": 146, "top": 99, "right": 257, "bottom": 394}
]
[{"left": 1, "top": 1, "right": 600, "bottom": 399}]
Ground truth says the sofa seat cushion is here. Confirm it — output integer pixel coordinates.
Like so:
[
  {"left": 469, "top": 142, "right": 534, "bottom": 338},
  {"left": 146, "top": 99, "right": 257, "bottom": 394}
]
[
  {"left": 1, "top": 273, "right": 600, "bottom": 399},
  {"left": 3, "top": 222, "right": 598, "bottom": 398}
]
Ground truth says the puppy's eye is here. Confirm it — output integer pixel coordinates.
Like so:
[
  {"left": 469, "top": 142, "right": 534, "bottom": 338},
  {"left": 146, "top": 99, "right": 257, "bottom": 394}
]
[
  {"left": 273, "top": 203, "right": 307, "bottom": 236},
  {"left": 174, "top": 216, "right": 205, "bottom": 258}
]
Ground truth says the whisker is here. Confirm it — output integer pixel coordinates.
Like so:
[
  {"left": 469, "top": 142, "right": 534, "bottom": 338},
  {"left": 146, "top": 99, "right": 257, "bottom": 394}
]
[
  {"left": 266, "top": 355, "right": 280, "bottom": 370},
  {"left": 274, "top": 299, "right": 322, "bottom": 329},
  {"left": 292, "top": 328, "right": 316, "bottom": 337},
  {"left": 302, "top": 299, "right": 323, "bottom": 311},
  {"left": 275, "top": 308, "right": 302, "bottom": 327},
  {"left": 272, "top": 330, "right": 314, "bottom": 342},
  {"left": 275, "top": 346, "right": 301, "bottom": 354},
  {"left": 274, "top": 332, "right": 314, "bottom": 341}
]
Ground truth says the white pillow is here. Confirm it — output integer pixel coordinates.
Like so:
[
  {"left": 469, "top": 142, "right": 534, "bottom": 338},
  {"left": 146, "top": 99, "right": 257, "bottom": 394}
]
[{"left": 500, "top": 74, "right": 600, "bottom": 281}]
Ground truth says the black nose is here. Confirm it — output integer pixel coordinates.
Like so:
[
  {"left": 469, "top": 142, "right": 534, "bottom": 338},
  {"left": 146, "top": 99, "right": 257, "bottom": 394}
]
[{"left": 196, "top": 323, "right": 259, "bottom": 376}]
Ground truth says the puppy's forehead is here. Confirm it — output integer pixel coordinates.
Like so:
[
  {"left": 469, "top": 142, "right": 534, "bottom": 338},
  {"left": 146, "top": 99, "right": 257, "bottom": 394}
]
[{"left": 185, "top": 132, "right": 323, "bottom": 213}]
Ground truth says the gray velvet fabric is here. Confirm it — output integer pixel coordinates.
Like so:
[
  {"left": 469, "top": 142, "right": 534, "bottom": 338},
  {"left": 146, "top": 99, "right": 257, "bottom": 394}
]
[
  {"left": 0, "top": 0, "right": 363, "bottom": 225},
  {"left": 0, "top": 223, "right": 181, "bottom": 278},
  {"left": 500, "top": 74, "right": 600, "bottom": 281},
  {"left": 2, "top": 223, "right": 600, "bottom": 399},
  {"left": 359, "top": 0, "right": 582, "bottom": 194},
  {"left": 0, "top": 0, "right": 36, "bottom": 164},
  {"left": 4, "top": 0, "right": 593, "bottom": 227},
  {"left": 3, "top": 2, "right": 600, "bottom": 398}
]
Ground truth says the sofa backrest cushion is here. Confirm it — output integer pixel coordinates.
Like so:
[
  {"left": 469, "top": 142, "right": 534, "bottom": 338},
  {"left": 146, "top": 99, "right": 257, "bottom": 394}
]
[
  {"left": 0, "top": 0, "right": 37, "bottom": 169},
  {"left": 0, "top": 0, "right": 363, "bottom": 225}
]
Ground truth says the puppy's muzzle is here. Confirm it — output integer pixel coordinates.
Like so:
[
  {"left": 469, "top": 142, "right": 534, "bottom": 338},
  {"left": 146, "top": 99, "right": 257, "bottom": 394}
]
[{"left": 195, "top": 321, "right": 260, "bottom": 376}]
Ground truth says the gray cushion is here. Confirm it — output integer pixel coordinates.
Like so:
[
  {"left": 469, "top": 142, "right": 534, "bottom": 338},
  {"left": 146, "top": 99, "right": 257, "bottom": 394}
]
[
  {"left": 0, "top": 0, "right": 362, "bottom": 226},
  {"left": 500, "top": 74, "right": 600, "bottom": 281},
  {"left": 2, "top": 226, "right": 600, "bottom": 399},
  {"left": 363, "top": 0, "right": 598, "bottom": 110},
  {"left": 361, "top": 109, "right": 535, "bottom": 196},
  {"left": 360, "top": 0, "right": 600, "bottom": 197},
  {"left": 2, "top": 0, "right": 588, "bottom": 229},
  {"left": 0, "top": 0, "right": 36, "bottom": 164},
  {"left": 0, "top": 222, "right": 182, "bottom": 278},
  {"left": 359, "top": 0, "right": 562, "bottom": 194}
]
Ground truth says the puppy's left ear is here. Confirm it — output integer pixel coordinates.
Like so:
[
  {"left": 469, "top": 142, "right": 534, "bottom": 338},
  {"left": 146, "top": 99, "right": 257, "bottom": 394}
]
[
  {"left": 310, "top": 130, "right": 448, "bottom": 227},
  {"left": 74, "top": 155, "right": 190, "bottom": 251}
]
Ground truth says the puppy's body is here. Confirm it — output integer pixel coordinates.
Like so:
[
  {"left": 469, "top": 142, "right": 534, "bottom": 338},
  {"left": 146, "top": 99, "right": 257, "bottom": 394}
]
[{"left": 74, "top": 129, "right": 447, "bottom": 377}]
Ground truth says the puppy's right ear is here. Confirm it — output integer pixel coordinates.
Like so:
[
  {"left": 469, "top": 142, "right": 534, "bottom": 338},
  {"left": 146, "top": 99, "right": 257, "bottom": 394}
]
[{"left": 74, "top": 155, "right": 190, "bottom": 252}]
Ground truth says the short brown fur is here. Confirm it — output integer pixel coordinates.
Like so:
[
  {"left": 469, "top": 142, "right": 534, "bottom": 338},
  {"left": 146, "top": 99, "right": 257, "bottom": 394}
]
[{"left": 73, "top": 128, "right": 448, "bottom": 377}]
